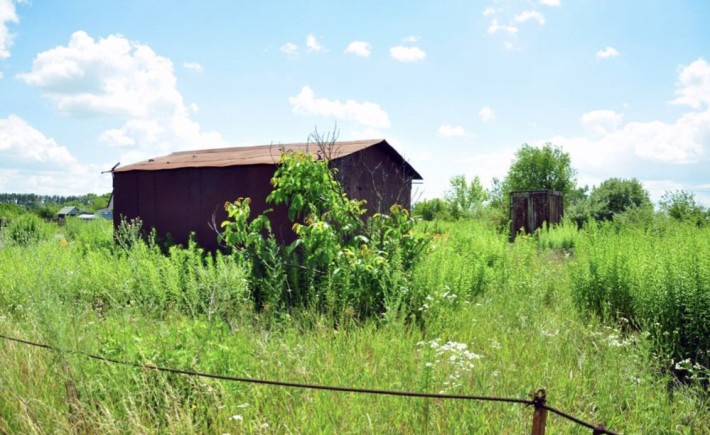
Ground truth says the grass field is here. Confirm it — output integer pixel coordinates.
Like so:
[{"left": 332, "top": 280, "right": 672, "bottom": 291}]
[{"left": 0, "top": 217, "right": 708, "bottom": 433}]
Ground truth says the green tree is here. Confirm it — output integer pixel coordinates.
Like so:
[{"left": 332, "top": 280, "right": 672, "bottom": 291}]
[
  {"left": 412, "top": 198, "right": 448, "bottom": 221},
  {"left": 445, "top": 175, "right": 487, "bottom": 219},
  {"left": 659, "top": 190, "right": 706, "bottom": 225},
  {"left": 589, "top": 178, "right": 652, "bottom": 221},
  {"left": 503, "top": 143, "right": 577, "bottom": 203}
]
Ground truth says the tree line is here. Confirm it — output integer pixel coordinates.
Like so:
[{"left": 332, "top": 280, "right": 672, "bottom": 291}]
[{"left": 414, "top": 143, "right": 709, "bottom": 227}]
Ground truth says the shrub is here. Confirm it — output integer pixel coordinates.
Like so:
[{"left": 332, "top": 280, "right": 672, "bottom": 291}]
[
  {"left": 5, "top": 214, "right": 50, "bottom": 246},
  {"left": 221, "top": 150, "right": 429, "bottom": 319}
]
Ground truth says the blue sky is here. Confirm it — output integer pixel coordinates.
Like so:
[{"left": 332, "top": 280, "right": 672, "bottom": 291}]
[{"left": 1, "top": 0, "right": 709, "bottom": 205}]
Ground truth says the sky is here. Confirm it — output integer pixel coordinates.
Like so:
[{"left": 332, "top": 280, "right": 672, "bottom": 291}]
[{"left": 1, "top": 0, "right": 709, "bottom": 205}]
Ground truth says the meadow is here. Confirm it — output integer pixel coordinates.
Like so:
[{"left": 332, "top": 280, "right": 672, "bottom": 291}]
[{"left": 0, "top": 215, "right": 708, "bottom": 433}]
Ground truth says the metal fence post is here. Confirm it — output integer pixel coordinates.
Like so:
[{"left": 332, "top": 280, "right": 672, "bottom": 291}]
[{"left": 531, "top": 389, "right": 547, "bottom": 435}]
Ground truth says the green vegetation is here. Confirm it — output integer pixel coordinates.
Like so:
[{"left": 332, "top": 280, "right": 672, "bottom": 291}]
[
  {"left": 0, "top": 208, "right": 708, "bottom": 433},
  {"left": 0, "top": 142, "right": 708, "bottom": 432},
  {"left": 502, "top": 143, "right": 577, "bottom": 204}
]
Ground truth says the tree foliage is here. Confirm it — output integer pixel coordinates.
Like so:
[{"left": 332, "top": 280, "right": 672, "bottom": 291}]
[
  {"left": 445, "top": 175, "right": 487, "bottom": 219},
  {"left": 659, "top": 190, "right": 706, "bottom": 226},
  {"left": 504, "top": 143, "right": 577, "bottom": 201},
  {"left": 589, "top": 178, "right": 651, "bottom": 221}
]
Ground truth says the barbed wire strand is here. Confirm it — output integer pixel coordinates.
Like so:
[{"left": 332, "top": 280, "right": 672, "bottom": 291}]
[
  {"left": 544, "top": 404, "right": 617, "bottom": 435},
  {"left": 1, "top": 332, "right": 616, "bottom": 433}
]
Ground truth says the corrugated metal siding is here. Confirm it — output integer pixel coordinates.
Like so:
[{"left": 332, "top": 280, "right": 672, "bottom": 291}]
[
  {"left": 510, "top": 190, "right": 563, "bottom": 241},
  {"left": 113, "top": 143, "right": 418, "bottom": 251}
]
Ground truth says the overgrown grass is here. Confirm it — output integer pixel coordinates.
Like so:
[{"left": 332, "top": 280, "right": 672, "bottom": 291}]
[
  {"left": 0, "top": 218, "right": 707, "bottom": 433},
  {"left": 569, "top": 220, "right": 710, "bottom": 377}
]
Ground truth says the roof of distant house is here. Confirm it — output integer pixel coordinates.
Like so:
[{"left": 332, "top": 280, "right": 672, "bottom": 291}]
[
  {"left": 112, "top": 139, "right": 422, "bottom": 179},
  {"left": 57, "top": 206, "right": 78, "bottom": 215}
]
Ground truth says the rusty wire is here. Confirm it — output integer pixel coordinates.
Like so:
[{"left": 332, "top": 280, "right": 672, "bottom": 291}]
[{"left": 2, "top": 332, "right": 617, "bottom": 433}]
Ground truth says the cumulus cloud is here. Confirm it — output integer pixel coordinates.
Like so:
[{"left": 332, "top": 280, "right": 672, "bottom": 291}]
[
  {"left": 182, "top": 62, "right": 203, "bottom": 72},
  {"left": 280, "top": 42, "right": 298, "bottom": 57},
  {"left": 671, "top": 58, "right": 710, "bottom": 109},
  {"left": 596, "top": 46, "right": 619, "bottom": 59},
  {"left": 344, "top": 41, "right": 371, "bottom": 57},
  {"left": 482, "top": 7, "right": 497, "bottom": 16},
  {"left": 0, "top": 114, "right": 76, "bottom": 164},
  {"left": 438, "top": 124, "right": 466, "bottom": 137},
  {"left": 487, "top": 19, "right": 519, "bottom": 34},
  {"left": 306, "top": 34, "right": 326, "bottom": 52},
  {"left": 580, "top": 109, "right": 623, "bottom": 135},
  {"left": 18, "top": 31, "right": 228, "bottom": 164},
  {"left": 0, "top": 114, "right": 111, "bottom": 194},
  {"left": 389, "top": 45, "right": 426, "bottom": 62},
  {"left": 0, "top": 0, "right": 18, "bottom": 59},
  {"left": 539, "top": 0, "right": 561, "bottom": 6},
  {"left": 479, "top": 106, "right": 495, "bottom": 122},
  {"left": 289, "top": 85, "right": 390, "bottom": 129},
  {"left": 514, "top": 10, "right": 545, "bottom": 25},
  {"left": 402, "top": 35, "right": 420, "bottom": 43},
  {"left": 545, "top": 59, "right": 710, "bottom": 197}
]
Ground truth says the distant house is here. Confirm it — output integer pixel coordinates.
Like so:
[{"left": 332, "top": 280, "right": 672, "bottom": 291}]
[
  {"left": 57, "top": 206, "right": 79, "bottom": 220},
  {"left": 111, "top": 139, "right": 423, "bottom": 251},
  {"left": 96, "top": 194, "right": 113, "bottom": 220}
]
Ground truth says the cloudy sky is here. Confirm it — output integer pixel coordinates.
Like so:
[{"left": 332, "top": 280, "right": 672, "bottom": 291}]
[{"left": 1, "top": 0, "right": 709, "bottom": 204}]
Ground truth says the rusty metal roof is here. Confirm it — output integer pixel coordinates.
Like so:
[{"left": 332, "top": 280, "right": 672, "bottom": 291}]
[{"left": 113, "top": 139, "right": 422, "bottom": 179}]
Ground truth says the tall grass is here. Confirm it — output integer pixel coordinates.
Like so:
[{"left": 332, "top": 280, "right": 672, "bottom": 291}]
[
  {"left": 0, "top": 217, "right": 707, "bottom": 432},
  {"left": 569, "top": 220, "right": 710, "bottom": 373}
]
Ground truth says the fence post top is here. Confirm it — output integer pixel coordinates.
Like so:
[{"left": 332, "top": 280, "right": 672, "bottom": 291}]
[{"left": 533, "top": 388, "right": 546, "bottom": 406}]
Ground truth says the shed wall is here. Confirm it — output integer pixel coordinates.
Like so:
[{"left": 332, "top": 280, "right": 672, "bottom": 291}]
[
  {"left": 509, "top": 190, "right": 563, "bottom": 240},
  {"left": 113, "top": 144, "right": 414, "bottom": 251}
]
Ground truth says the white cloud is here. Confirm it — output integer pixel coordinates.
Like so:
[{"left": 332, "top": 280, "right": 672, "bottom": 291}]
[
  {"left": 482, "top": 7, "right": 497, "bottom": 17},
  {"left": 596, "top": 46, "right": 619, "bottom": 59},
  {"left": 389, "top": 45, "right": 426, "bottom": 62},
  {"left": 189, "top": 102, "right": 199, "bottom": 113},
  {"left": 0, "top": 0, "right": 18, "bottom": 59},
  {"left": 280, "top": 42, "right": 298, "bottom": 57},
  {"left": 487, "top": 19, "right": 519, "bottom": 34},
  {"left": 580, "top": 109, "right": 623, "bottom": 135},
  {"left": 344, "top": 41, "right": 371, "bottom": 57},
  {"left": 514, "top": 10, "right": 546, "bottom": 25},
  {"left": 438, "top": 124, "right": 466, "bottom": 137},
  {"left": 0, "top": 114, "right": 76, "bottom": 164},
  {"left": 18, "top": 31, "right": 228, "bottom": 165},
  {"left": 19, "top": 31, "right": 182, "bottom": 118},
  {"left": 306, "top": 34, "right": 326, "bottom": 53},
  {"left": 402, "top": 35, "right": 420, "bottom": 43},
  {"left": 0, "top": 114, "right": 111, "bottom": 195},
  {"left": 671, "top": 58, "right": 710, "bottom": 109},
  {"left": 289, "top": 85, "right": 390, "bottom": 129},
  {"left": 538, "top": 60, "right": 710, "bottom": 203},
  {"left": 539, "top": 0, "right": 561, "bottom": 6},
  {"left": 0, "top": 70, "right": 3, "bottom": 79},
  {"left": 182, "top": 62, "right": 203, "bottom": 72},
  {"left": 479, "top": 106, "right": 495, "bottom": 122}
]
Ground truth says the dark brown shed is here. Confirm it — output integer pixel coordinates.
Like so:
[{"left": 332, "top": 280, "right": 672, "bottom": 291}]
[
  {"left": 112, "top": 139, "right": 422, "bottom": 251},
  {"left": 509, "top": 190, "right": 563, "bottom": 240}
]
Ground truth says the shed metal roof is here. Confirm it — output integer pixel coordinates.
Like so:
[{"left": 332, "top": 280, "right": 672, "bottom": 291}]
[{"left": 112, "top": 139, "right": 422, "bottom": 179}]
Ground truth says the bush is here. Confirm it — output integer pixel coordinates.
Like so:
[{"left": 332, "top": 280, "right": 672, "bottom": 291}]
[
  {"left": 221, "top": 150, "right": 429, "bottom": 320},
  {"left": 5, "top": 214, "right": 50, "bottom": 246},
  {"left": 413, "top": 198, "right": 449, "bottom": 221}
]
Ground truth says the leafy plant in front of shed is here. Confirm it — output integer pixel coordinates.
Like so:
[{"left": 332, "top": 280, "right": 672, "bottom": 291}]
[{"left": 220, "top": 148, "right": 429, "bottom": 320}]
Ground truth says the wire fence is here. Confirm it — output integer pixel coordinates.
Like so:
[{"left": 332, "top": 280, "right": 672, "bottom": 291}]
[{"left": 0, "top": 332, "right": 617, "bottom": 434}]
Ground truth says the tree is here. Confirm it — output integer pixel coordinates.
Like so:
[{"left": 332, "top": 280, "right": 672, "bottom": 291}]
[
  {"left": 504, "top": 143, "right": 577, "bottom": 204},
  {"left": 589, "top": 178, "right": 651, "bottom": 221},
  {"left": 659, "top": 190, "right": 706, "bottom": 225},
  {"left": 445, "top": 175, "right": 487, "bottom": 219}
]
